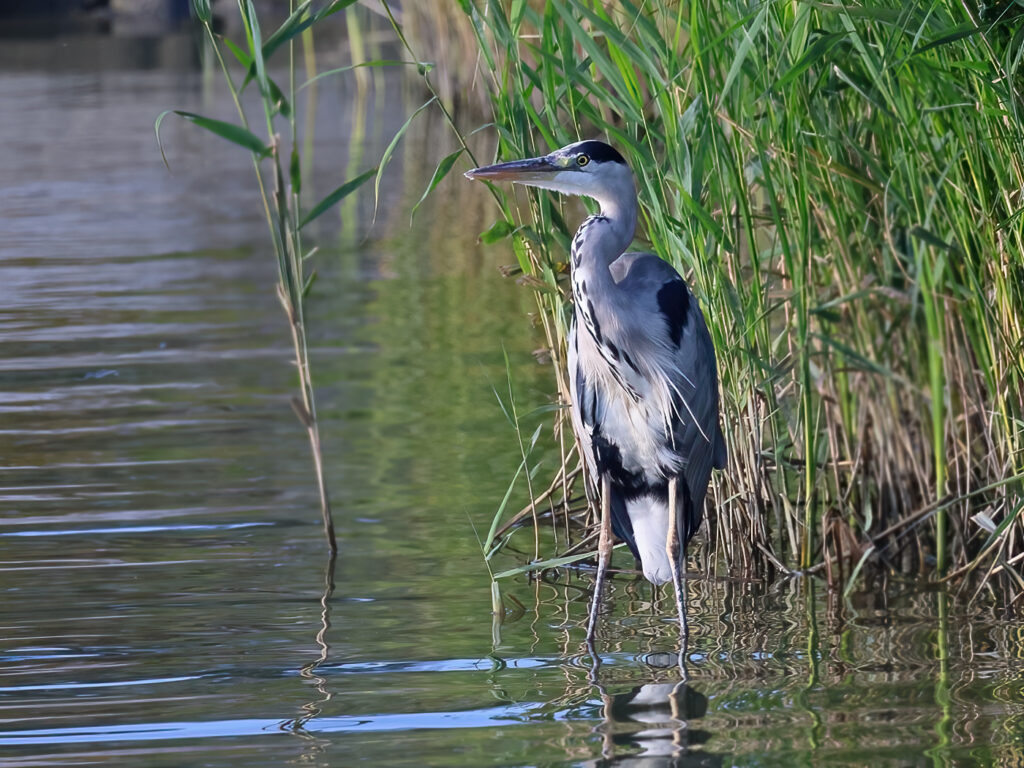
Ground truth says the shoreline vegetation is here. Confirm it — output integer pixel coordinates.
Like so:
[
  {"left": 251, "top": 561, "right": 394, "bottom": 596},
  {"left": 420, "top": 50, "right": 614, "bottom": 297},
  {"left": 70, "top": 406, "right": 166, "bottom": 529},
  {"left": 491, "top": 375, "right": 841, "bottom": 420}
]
[
  {"left": 405, "top": 0, "right": 1024, "bottom": 601},
  {"left": 166, "top": 1, "right": 1023, "bottom": 601}
]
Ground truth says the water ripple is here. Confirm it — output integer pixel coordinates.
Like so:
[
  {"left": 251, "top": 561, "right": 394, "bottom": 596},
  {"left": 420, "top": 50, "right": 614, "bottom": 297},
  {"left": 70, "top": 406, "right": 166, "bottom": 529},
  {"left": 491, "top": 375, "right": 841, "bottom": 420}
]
[
  {"left": 0, "top": 703, "right": 541, "bottom": 745},
  {"left": 0, "top": 523, "right": 273, "bottom": 538}
]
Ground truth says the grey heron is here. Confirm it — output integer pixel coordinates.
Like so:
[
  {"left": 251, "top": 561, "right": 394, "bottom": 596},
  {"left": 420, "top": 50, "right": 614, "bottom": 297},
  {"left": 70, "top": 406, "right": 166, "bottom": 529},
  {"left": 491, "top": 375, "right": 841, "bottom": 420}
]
[{"left": 466, "top": 140, "right": 726, "bottom": 644}]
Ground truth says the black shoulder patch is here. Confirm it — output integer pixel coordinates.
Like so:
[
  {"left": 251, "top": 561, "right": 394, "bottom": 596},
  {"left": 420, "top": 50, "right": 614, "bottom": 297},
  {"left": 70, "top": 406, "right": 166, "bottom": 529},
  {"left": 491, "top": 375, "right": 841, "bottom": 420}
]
[
  {"left": 656, "top": 279, "right": 689, "bottom": 346},
  {"left": 574, "top": 140, "right": 627, "bottom": 165}
]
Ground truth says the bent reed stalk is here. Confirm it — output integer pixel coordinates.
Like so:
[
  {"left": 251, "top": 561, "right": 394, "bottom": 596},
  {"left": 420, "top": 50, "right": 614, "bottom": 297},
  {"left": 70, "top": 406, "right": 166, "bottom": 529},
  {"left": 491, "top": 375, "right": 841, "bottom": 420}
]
[
  {"left": 159, "top": 2, "right": 503, "bottom": 554},
  {"left": 157, "top": 0, "right": 387, "bottom": 553},
  {"left": 444, "top": 0, "right": 1024, "bottom": 598}
]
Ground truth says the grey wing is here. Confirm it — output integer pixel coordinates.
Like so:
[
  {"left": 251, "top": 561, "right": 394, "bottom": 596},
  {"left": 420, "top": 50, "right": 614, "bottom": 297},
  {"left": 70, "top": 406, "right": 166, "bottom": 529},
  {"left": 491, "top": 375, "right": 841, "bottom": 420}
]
[
  {"left": 670, "top": 282, "right": 726, "bottom": 532},
  {"left": 615, "top": 253, "right": 727, "bottom": 540}
]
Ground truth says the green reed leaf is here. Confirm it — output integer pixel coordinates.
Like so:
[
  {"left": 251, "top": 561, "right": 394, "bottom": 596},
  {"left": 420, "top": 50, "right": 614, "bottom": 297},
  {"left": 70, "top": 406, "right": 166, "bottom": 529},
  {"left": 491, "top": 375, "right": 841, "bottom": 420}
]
[
  {"left": 480, "top": 219, "right": 514, "bottom": 245},
  {"left": 220, "top": 35, "right": 252, "bottom": 68},
  {"left": 411, "top": 149, "right": 464, "bottom": 222},
  {"left": 299, "top": 167, "right": 377, "bottom": 229},
  {"left": 155, "top": 110, "right": 269, "bottom": 167},
  {"left": 373, "top": 97, "right": 436, "bottom": 220},
  {"left": 191, "top": 0, "right": 211, "bottom": 23},
  {"left": 298, "top": 60, "right": 416, "bottom": 91}
]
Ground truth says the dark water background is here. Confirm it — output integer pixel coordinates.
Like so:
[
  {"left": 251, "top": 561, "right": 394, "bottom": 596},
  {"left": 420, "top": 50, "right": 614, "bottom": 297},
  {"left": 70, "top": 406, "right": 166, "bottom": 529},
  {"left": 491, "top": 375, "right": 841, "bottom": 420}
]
[{"left": 1, "top": 16, "right": 1023, "bottom": 768}]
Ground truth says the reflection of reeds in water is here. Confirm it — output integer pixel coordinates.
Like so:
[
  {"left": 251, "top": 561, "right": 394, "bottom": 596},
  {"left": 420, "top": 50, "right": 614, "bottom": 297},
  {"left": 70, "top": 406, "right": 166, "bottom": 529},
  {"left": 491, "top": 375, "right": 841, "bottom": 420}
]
[
  {"left": 402, "top": 1, "right": 1024, "bottom": 598},
  {"left": 182, "top": 0, "right": 358, "bottom": 552},
  {"left": 500, "top": 571, "right": 1022, "bottom": 761},
  {"left": 162, "top": 1, "right": 412, "bottom": 552}
]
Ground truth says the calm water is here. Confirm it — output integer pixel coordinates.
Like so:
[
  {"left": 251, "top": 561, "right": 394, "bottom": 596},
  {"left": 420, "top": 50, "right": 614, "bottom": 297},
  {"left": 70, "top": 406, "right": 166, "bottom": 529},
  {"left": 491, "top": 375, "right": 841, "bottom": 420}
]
[{"left": 2, "top": 24, "right": 1023, "bottom": 768}]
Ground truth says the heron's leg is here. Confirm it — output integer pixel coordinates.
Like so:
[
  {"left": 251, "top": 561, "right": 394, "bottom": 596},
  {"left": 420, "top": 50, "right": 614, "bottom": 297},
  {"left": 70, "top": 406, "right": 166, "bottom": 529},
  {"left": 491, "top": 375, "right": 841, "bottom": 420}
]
[
  {"left": 666, "top": 478, "right": 689, "bottom": 672},
  {"left": 586, "top": 475, "right": 613, "bottom": 648}
]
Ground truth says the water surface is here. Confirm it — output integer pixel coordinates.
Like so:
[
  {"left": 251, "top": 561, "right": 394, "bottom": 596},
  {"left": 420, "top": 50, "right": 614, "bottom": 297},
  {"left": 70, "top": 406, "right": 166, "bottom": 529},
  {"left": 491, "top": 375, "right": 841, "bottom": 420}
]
[{"left": 1, "top": 24, "right": 1023, "bottom": 768}]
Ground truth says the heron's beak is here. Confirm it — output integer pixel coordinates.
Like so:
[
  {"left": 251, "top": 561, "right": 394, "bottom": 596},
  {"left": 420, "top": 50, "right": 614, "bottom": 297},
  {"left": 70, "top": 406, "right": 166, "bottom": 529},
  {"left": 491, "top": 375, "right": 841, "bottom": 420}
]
[{"left": 464, "top": 154, "right": 563, "bottom": 183}]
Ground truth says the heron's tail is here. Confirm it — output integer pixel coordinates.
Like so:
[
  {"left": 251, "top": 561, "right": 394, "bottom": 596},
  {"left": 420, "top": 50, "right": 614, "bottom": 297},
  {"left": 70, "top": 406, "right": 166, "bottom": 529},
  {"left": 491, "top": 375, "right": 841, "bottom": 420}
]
[
  {"left": 628, "top": 495, "right": 673, "bottom": 585},
  {"left": 625, "top": 480, "right": 696, "bottom": 585}
]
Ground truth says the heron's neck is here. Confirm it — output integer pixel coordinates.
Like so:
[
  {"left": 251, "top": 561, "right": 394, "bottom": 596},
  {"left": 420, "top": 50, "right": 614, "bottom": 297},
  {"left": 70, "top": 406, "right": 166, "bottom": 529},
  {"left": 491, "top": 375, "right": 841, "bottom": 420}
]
[
  {"left": 569, "top": 197, "right": 636, "bottom": 349},
  {"left": 570, "top": 195, "right": 637, "bottom": 282}
]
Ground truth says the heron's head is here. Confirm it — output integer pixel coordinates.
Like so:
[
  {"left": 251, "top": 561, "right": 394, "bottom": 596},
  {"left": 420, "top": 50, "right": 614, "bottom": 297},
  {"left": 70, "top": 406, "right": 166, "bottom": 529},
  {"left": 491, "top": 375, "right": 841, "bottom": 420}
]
[{"left": 465, "top": 140, "right": 634, "bottom": 211}]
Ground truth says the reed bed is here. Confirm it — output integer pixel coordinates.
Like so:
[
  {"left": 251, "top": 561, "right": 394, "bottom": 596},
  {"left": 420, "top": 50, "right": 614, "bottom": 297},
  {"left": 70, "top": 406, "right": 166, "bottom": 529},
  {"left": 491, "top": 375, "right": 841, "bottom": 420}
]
[{"left": 441, "top": 0, "right": 1024, "bottom": 598}]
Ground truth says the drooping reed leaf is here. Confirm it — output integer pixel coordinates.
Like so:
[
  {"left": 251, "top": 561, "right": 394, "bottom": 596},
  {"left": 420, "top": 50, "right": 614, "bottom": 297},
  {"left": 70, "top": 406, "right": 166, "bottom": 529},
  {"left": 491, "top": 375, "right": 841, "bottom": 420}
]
[
  {"left": 480, "top": 219, "right": 514, "bottom": 245},
  {"left": 220, "top": 36, "right": 252, "bottom": 68},
  {"left": 298, "top": 60, "right": 416, "bottom": 91},
  {"left": 299, "top": 167, "right": 377, "bottom": 229},
  {"left": 411, "top": 149, "right": 464, "bottom": 222},
  {"left": 267, "top": 76, "right": 291, "bottom": 118},
  {"left": 373, "top": 97, "right": 437, "bottom": 219},
  {"left": 492, "top": 545, "right": 627, "bottom": 580},
  {"left": 154, "top": 110, "right": 269, "bottom": 167}
]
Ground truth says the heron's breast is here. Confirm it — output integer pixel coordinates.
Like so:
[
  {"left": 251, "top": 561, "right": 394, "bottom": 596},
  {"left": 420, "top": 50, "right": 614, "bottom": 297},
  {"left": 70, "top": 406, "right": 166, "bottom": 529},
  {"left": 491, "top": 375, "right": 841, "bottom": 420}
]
[
  {"left": 591, "top": 372, "right": 681, "bottom": 480},
  {"left": 573, "top": 307, "right": 682, "bottom": 476}
]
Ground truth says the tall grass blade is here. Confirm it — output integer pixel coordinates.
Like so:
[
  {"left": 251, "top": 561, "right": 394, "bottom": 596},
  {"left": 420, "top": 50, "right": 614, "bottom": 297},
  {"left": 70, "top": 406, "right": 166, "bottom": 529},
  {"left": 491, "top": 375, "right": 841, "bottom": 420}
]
[
  {"left": 411, "top": 149, "right": 464, "bottom": 222},
  {"left": 298, "top": 60, "right": 414, "bottom": 91},
  {"left": 155, "top": 110, "right": 270, "bottom": 165},
  {"left": 492, "top": 546, "right": 626, "bottom": 580},
  {"left": 299, "top": 167, "right": 377, "bottom": 229},
  {"left": 372, "top": 97, "right": 437, "bottom": 220}
]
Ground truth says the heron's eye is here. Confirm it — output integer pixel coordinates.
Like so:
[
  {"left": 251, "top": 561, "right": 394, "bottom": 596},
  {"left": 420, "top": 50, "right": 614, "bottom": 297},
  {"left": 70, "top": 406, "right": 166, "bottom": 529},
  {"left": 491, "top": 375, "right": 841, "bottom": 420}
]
[{"left": 577, "top": 154, "right": 590, "bottom": 167}]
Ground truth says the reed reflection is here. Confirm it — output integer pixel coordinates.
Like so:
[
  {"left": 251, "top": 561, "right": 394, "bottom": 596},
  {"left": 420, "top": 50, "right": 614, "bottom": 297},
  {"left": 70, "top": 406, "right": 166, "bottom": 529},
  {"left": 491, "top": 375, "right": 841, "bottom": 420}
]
[{"left": 284, "top": 550, "right": 337, "bottom": 738}]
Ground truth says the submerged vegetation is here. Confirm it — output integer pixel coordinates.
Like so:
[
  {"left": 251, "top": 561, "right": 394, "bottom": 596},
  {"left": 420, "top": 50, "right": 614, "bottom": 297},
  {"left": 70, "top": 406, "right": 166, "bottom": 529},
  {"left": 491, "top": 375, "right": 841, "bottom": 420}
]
[{"left": 448, "top": 0, "right": 1024, "bottom": 598}]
